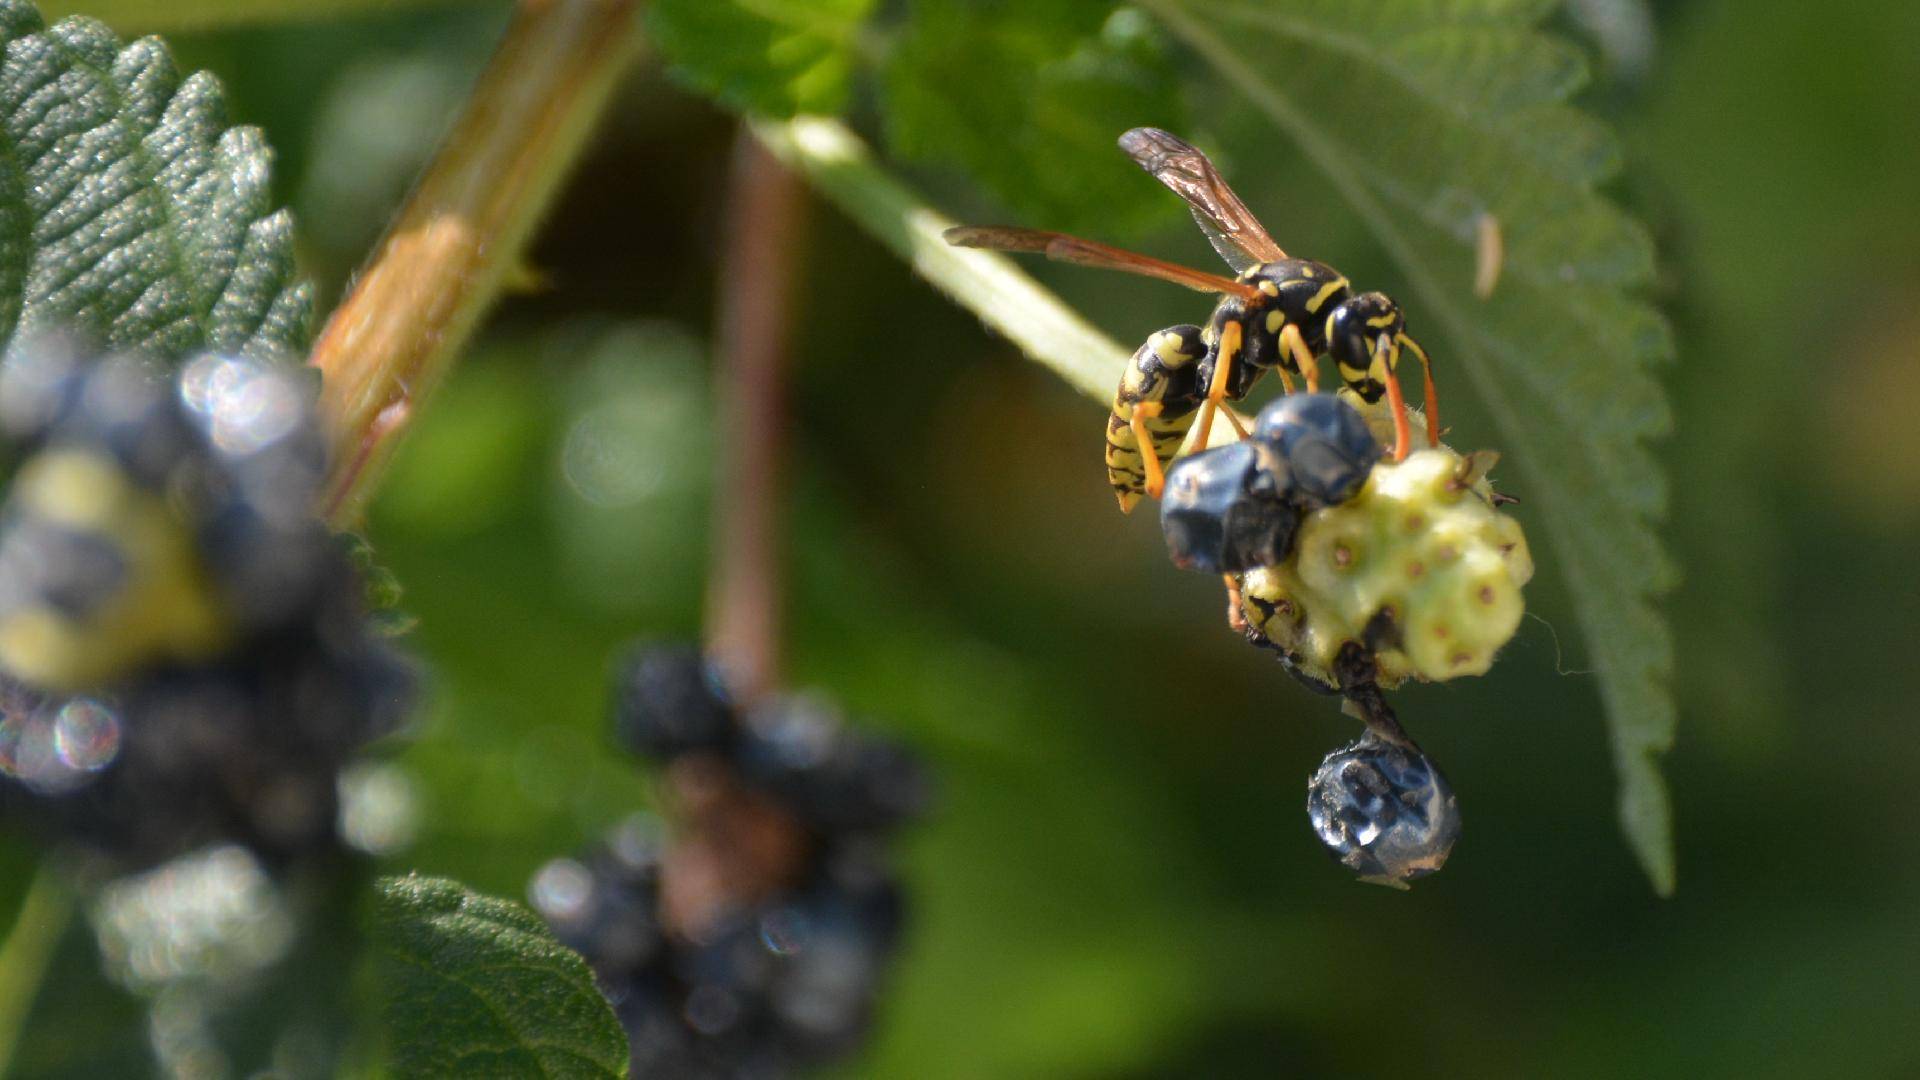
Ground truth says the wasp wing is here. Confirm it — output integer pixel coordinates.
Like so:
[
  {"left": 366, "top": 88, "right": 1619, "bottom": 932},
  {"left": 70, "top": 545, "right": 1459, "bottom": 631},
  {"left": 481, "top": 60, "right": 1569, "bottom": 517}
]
[
  {"left": 1118, "top": 128, "right": 1288, "bottom": 271},
  {"left": 943, "top": 225, "right": 1259, "bottom": 298}
]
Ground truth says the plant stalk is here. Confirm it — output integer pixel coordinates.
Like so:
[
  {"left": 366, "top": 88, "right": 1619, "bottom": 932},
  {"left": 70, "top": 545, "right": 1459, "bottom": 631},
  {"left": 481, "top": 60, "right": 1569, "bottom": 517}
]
[
  {"left": 312, "top": 0, "right": 642, "bottom": 525},
  {"left": 0, "top": 864, "right": 74, "bottom": 1078},
  {"left": 704, "top": 133, "right": 808, "bottom": 702},
  {"left": 750, "top": 117, "right": 1132, "bottom": 404}
]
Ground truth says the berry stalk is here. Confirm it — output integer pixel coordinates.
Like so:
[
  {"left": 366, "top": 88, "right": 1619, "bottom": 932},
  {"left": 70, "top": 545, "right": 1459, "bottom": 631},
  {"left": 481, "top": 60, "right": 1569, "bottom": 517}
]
[
  {"left": 0, "top": 864, "right": 74, "bottom": 1078},
  {"left": 705, "top": 133, "right": 807, "bottom": 703},
  {"left": 311, "top": 0, "right": 643, "bottom": 525}
]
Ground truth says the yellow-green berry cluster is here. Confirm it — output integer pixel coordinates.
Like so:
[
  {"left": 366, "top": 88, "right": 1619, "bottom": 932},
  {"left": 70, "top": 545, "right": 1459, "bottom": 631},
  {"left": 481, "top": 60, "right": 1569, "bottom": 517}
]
[{"left": 1240, "top": 445, "right": 1532, "bottom": 691}]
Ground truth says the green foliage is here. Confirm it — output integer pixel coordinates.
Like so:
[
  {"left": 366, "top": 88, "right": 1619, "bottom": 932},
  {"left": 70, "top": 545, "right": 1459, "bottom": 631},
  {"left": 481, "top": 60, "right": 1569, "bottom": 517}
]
[
  {"left": 1128, "top": 0, "right": 1676, "bottom": 891},
  {"left": 0, "top": 2, "right": 310, "bottom": 363},
  {"left": 647, "top": 0, "right": 875, "bottom": 118},
  {"left": 370, "top": 874, "right": 628, "bottom": 1080},
  {"left": 733, "top": 0, "right": 1680, "bottom": 892},
  {"left": 882, "top": 1, "right": 1188, "bottom": 235},
  {"left": 645, "top": 0, "right": 1188, "bottom": 235},
  {"left": 35, "top": 0, "right": 493, "bottom": 33}
]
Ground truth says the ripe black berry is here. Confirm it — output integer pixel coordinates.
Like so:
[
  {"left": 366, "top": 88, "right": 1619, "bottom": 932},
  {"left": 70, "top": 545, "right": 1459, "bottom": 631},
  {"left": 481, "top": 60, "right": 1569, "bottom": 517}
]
[
  {"left": 1159, "top": 440, "right": 1300, "bottom": 573},
  {"left": 539, "top": 644, "right": 928, "bottom": 1075},
  {"left": 1252, "top": 392, "right": 1380, "bottom": 508},
  {"left": 612, "top": 643, "right": 737, "bottom": 759},
  {"left": 1306, "top": 734, "right": 1460, "bottom": 887},
  {"left": 0, "top": 344, "right": 415, "bottom": 869}
]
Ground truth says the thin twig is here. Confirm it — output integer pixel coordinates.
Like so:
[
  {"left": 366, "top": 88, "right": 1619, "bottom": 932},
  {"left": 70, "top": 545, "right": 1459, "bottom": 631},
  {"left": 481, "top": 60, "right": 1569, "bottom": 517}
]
[
  {"left": 312, "top": 0, "right": 643, "bottom": 525},
  {"left": 751, "top": 117, "right": 1132, "bottom": 404},
  {"left": 0, "top": 863, "right": 75, "bottom": 1078},
  {"left": 705, "top": 133, "right": 806, "bottom": 703}
]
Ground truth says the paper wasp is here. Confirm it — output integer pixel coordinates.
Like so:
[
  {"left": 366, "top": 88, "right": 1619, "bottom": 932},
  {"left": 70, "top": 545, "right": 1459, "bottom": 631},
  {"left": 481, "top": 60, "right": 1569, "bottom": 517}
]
[{"left": 945, "top": 128, "right": 1442, "bottom": 514}]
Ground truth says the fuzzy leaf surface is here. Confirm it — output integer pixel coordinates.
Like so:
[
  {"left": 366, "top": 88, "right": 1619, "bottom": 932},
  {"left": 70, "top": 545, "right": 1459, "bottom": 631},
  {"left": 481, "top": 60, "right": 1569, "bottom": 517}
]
[
  {"left": 1135, "top": 0, "right": 1677, "bottom": 891},
  {"left": 647, "top": 0, "right": 876, "bottom": 118},
  {"left": 0, "top": 4, "right": 310, "bottom": 363},
  {"left": 371, "top": 874, "right": 628, "bottom": 1079},
  {"left": 883, "top": 0, "right": 1188, "bottom": 236}
]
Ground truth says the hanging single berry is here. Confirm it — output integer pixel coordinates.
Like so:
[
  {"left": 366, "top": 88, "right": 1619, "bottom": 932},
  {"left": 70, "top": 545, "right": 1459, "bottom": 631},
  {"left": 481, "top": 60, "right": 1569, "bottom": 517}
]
[{"left": 1306, "top": 734, "right": 1460, "bottom": 888}]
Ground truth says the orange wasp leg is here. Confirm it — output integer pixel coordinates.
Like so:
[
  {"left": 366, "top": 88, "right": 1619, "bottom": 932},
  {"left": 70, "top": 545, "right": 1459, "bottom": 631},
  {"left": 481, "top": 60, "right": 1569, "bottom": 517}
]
[
  {"left": 1128, "top": 400, "right": 1169, "bottom": 500},
  {"left": 1281, "top": 323, "right": 1319, "bottom": 393},
  {"left": 1398, "top": 333, "right": 1440, "bottom": 448},
  {"left": 1377, "top": 336, "right": 1413, "bottom": 462},
  {"left": 1192, "top": 319, "right": 1244, "bottom": 453}
]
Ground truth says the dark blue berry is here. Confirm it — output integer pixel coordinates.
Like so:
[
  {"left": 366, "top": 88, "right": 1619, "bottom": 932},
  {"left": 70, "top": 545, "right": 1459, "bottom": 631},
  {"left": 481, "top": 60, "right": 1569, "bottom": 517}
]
[
  {"left": 736, "top": 698, "right": 932, "bottom": 834},
  {"left": 1253, "top": 392, "right": 1381, "bottom": 508},
  {"left": 1306, "top": 735, "right": 1460, "bottom": 887},
  {"left": 612, "top": 644, "right": 738, "bottom": 760},
  {"left": 1159, "top": 440, "right": 1301, "bottom": 573}
]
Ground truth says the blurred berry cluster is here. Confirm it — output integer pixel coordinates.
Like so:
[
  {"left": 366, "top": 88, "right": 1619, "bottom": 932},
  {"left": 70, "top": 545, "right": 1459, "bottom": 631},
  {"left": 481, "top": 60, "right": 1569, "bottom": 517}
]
[
  {"left": 0, "top": 340, "right": 414, "bottom": 871},
  {"left": 532, "top": 644, "right": 929, "bottom": 1078}
]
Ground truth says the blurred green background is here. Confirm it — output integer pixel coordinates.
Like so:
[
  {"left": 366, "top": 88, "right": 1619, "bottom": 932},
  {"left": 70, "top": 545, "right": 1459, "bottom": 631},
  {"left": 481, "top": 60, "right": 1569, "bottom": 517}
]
[{"left": 12, "top": 0, "right": 1920, "bottom": 1075}]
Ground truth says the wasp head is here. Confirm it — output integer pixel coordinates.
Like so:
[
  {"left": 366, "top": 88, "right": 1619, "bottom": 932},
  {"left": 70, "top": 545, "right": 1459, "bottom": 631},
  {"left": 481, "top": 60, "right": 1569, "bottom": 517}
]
[{"left": 1325, "top": 292, "right": 1404, "bottom": 402}]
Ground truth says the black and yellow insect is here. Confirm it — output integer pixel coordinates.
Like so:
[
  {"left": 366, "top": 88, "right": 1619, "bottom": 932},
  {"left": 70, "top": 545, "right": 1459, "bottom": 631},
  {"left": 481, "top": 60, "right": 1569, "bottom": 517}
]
[{"left": 946, "top": 128, "right": 1444, "bottom": 513}]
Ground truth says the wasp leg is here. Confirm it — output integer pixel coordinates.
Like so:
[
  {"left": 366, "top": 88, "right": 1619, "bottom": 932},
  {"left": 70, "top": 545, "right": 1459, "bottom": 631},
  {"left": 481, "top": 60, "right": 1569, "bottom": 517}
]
[
  {"left": 1280, "top": 323, "right": 1318, "bottom": 393},
  {"left": 1377, "top": 336, "right": 1413, "bottom": 462},
  {"left": 1398, "top": 333, "right": 1440, "bottom": 448},
  {"left": 1192, "top": 319, "right": 1243, "bottom": 453},
  {"left": 1224, "top": 574, "right": 1248, "bottom": 633},
  {"left": 1127, "top": 400, "right": 1170, "bottom": 500}
]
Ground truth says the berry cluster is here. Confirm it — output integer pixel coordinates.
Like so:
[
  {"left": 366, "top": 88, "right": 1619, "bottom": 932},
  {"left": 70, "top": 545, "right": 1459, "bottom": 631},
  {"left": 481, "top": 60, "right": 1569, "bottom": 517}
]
[
  {"left": 1156, "top": 393, "right": 1528, "bottom": 885},
  {"left": 533, "top": 645, "right": 928, "bottom": 1078},
  {"left": 0, "top": 340, "right": 414, "bottom": 870},
  {"left": 1160, "top": 394, "right": 1382, "bottom": 574}
]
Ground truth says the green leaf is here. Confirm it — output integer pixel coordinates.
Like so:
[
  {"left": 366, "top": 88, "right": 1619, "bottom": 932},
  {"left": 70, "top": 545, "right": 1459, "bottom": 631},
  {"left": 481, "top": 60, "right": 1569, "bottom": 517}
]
[
  {"left": 34, "top": 0, "right": 493, "bottom": 34},
  {"left": 883, "top": 0, "right": 1189, "bottom": 236},
  {"left": 754, "top": 117, "right": 1130, "bottom": 402},
  {"left": 647, "top": 0, "right": 876, "bottom": 118},
  {"left": 0, "top": 4, "right": 311, "bottom": 363},
  {"left": 1133, "top": 0, "right": 1677, "bottom": 892},
  {"left": 370, "top": 874, "right": 628, "bottom": 1080}
]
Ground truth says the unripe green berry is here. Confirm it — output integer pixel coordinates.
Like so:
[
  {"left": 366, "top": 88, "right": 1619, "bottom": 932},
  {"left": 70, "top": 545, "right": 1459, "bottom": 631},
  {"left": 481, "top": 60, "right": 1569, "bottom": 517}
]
[{"left": 1241, "top": 446, "right": 1531, "bottom": 689}]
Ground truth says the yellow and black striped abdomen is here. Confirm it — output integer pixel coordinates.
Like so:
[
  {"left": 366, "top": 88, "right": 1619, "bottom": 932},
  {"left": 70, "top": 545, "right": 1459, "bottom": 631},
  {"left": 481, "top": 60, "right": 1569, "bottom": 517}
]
[{"left": 1107, "top": 325, "right": 1207, "bottom": 512}]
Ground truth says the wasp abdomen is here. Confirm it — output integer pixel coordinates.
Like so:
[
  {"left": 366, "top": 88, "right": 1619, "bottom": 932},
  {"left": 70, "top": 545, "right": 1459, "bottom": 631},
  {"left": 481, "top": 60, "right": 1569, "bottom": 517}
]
[{"left": 1107, "top": 325, "right": 1206, "bottom": 511}]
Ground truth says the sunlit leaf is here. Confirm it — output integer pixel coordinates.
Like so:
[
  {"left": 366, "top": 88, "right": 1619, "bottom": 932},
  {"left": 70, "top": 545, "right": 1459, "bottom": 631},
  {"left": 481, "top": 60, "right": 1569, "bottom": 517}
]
[
  {"left": 883, "top": 0, "right": 1188, "bottom": 235},
  {"left": 1133, "top": 0, "right": 1677, "bottom": 891},
  {"left": 647, "top": 0, "right": 876, "bottom": 118},
  {"left": 370, "top": 874, "right": 628, "bottom": 1079},
  {"left": 0, "top": 4, "right": 311, "bottom": 362}
]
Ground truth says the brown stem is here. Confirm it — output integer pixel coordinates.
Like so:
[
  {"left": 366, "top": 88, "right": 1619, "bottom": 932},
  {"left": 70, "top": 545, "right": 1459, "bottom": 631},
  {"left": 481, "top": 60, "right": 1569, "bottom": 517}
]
[
  {"left": 311, "top": 0, "right": 642, "bottom": 525},
  {"left": 656, "top": 134, "right": 810, "bottom": 941},
  {"left": 703, "top": 132, "right": 808, "bottom": 702}
]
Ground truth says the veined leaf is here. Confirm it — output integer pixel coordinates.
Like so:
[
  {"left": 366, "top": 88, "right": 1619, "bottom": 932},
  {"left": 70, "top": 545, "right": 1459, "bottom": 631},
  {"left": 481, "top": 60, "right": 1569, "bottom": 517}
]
[
  {"left": 0, "top": 2, "right": 311, "bottom": 363},
  {"left": 883, "top": 0, "right": 1189, "bottom": 235},
  {"left": 647, "top": 0, "right": 876, "bottom": 118},
  {"left": 370, "top": 874, "right": 628, "bottom": 1079},
  {"left": 1133, "top": 0, "right": 1678, "bottom": 892},
  {"left": 35, "top": 0, "right": 490, "bottom": 33}
]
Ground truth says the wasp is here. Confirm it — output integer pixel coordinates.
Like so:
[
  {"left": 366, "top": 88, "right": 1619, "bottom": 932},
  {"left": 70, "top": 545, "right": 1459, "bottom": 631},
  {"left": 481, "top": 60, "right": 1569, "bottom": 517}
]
[{"left": 945, "top": 128, "right": 1443, "bottom": 513}]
